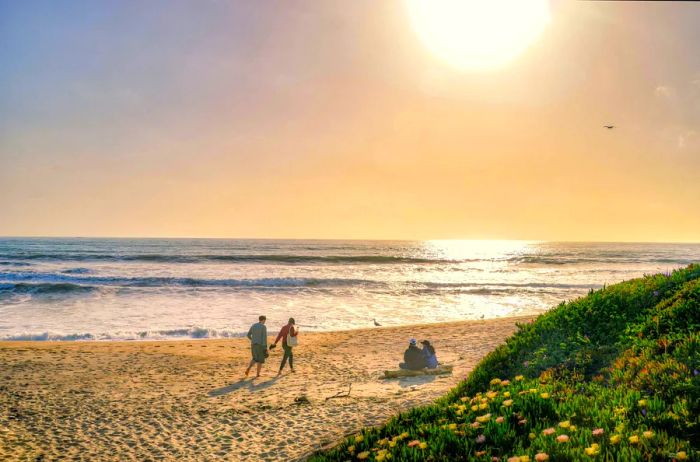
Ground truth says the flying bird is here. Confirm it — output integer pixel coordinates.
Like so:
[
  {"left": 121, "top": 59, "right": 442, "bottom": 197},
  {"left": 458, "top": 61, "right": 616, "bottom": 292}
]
[
  {"left": 604, "top": 125, "right": 615, "bottom": 129},
  {"left": 373, "top": 318, "right": 381, "bottom": 327}
]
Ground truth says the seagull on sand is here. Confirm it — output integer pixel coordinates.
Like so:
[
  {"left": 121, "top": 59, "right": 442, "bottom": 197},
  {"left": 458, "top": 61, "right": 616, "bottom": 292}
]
[
  {"left": 373, "top": 318, "right": 381, "bottom": 327},
  {"left": 603, "top": 125, "right": 615, "bottom": 129}
]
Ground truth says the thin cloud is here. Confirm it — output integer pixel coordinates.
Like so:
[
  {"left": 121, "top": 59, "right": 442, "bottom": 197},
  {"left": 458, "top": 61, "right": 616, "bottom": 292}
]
[
  {"left": 677, "top": 130, "right": 697, "bottom": 150},
  {"left": 654, "top": 85, "right": 674, "bottom": 98}
]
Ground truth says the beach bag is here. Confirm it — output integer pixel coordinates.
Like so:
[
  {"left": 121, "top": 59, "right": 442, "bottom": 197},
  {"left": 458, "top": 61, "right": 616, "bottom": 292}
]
[{"left": 287, "top": 327, "right": 298, "bottom": 347}]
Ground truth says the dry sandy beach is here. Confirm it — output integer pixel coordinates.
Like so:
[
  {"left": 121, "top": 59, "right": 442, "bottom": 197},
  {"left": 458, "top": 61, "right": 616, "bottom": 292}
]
[{"left": 0, "top": 316, "right": 532, "bottom": 461}]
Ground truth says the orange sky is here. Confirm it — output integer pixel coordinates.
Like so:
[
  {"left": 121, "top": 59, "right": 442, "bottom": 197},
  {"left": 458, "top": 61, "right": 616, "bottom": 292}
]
[{"left": 1, "top": 1, "right": 699, "bottom": 241}]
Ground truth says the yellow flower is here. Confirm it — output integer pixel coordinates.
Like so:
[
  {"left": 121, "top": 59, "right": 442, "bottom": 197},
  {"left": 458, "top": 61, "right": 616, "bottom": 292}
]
[
  {"left": 676, "top": 451, "right": 687, "bottom": 460},
  {"left": 540, "top": 392, "right": 550, "bottom": 399},
  {"left": 479, "top": 403, "right": 488, "bottom": 410},
  {"left": 519, "top": 456, "right": 530, "bottom": 462},
  {"left": 534, "top": 453, "right": 549, "bottom": 462},
  {"left": 486, "top": 391, "right": 498, "bottom": 399},
  {"left": 558, "top": 421, "right": 570, "bottom": 428},
  {"left": 475, "top": 450, "right": 486, "bottom": 456},
  {"left": 400, "top": 432, "right": 409, "bottom": 439},
  {"left": 448, "top": 423, "right": 457, "bottom": 430},
  {"left": 584, "top": 444, "right": 600, "bottom": 456},
  {"left": 419, "top": 442, "right": 427, "bottom": 449},
  {"left": 476, "top": 413, "right": 492, "bottom": 423},
  {"left": 515, "top": 375, "right": 524, "bottom": 381},
  {"left": 388, "top": 441, "right": 396, "bottom": 448},
  {"left": 471, "top": 405, "right": 479, "bottom": 411},
  {"left": 376, "top": 454, "right": 386, "bottom": 462},
  {"left": 490, "top": 378, "right": 502, "bottom": 386},
  {"left": 503, "top": 399, "right": 514, "bottom": 407},
  {"left": 347, "top": 445, "right": 355, "bottom": 453},
  {"left": 357, "top": 451, "right": 370, "bottom": 460},
  {"left": 461, "top": 396, "right": 469, "bottom": 402},
  {"left": 610, "top": 435, "right": 621, "bottom": 445},
  {"left": 529, "top": 388, "right": 538, "bottom": 394},
  {"left": 638, "top": 399, "right": 647, "bottom": 407},
  {"left": 354, "top": 435, "right": 364, "bottom": 443},
  {"left": 642, "top": 431, "right": 653, "bottom": 439},
  {"left": 528, "top": 432, "right": 536, "bottom": 440},
  {"left": 377, "top": 438, "right": 388, "bottom": 446},
  {"left": 629, "top": 435, "right": 639, "bottom": 445},
  {"left": 504, "top": 391, "right": 511, "bottom": 398},
  {"left": 569, "top": 425, "right": 577, "bottom": 432}
]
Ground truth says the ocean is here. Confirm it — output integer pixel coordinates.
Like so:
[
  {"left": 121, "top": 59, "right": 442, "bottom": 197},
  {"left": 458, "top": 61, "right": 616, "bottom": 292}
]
[{"left": 0, "top": 238, "right": 697, "bottom": 341}]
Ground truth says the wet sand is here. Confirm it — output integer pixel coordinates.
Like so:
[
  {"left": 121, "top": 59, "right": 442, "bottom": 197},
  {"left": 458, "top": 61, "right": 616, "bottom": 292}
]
[{"left": 0, "top": 315, "right": 532, "bottom": 461}]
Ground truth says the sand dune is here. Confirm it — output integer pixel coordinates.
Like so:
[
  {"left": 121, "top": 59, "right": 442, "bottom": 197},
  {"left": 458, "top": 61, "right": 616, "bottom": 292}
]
[{"left": 0, "top": 316, "right": 532, "bottom": 461}]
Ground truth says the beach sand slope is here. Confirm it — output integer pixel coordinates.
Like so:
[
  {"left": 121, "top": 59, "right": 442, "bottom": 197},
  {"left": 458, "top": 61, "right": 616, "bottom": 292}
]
[{"left": 0, "top": 316, "right": 531, "bottom": 461}]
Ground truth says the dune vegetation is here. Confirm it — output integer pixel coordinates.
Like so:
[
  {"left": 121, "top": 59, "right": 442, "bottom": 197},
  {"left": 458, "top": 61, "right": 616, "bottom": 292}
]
[{"left": 310, "top": 265, "right": 700, "bottom": 462}]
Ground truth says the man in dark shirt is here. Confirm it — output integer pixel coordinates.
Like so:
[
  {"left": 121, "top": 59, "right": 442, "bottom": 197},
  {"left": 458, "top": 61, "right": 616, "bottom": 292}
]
[{"left": 399, "top": 338, "right": 426, "bottom": 371}]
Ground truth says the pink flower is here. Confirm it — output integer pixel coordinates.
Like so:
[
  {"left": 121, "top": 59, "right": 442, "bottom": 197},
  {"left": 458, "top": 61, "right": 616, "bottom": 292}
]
[
  {"left": 535, "top": 454, "right": 549, "bottom": 462},
  {"left": 592, "top": 428, "right": 604, "bottom": 437},
  {"left": 496, "top": 417, "right": 505, "bottom": 424},
  {"left": 518, "top": 419, "right": 528, "bottom": 426},
  {"left": 556, "top": 434, "right": 570, "bottom": 443},
  {"left": 407, "top": 440, "right": 420, "bottom": 448},
  {"left": 542, "top": 428, "right": 556, "bottom": 436},
  {"left": 476, "top": 434, "right": 486, "bottom": 444}
]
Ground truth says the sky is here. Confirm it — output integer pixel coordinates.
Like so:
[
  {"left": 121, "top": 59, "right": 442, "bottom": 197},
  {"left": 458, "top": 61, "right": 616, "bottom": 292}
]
[{"left": 1, "top": 0, "right": 699, "bottom": 241}]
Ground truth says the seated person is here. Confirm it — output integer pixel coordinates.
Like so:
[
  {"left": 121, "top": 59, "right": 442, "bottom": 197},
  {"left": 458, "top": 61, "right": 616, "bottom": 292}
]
[
  {"left": 399, "top": 338, "right": 426, "bottom": 371},
  {"left": 421, "top": 340, "right": 439, "bottom": 369}
]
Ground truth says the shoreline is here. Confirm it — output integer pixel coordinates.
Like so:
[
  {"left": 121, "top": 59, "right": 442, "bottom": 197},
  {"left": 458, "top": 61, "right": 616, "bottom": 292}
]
[
  {"left": 1, "top": 315, "right": 534, "bottom": 461},
  {"left": 0, "top": 314, "right": 537, "bottom": 344}
]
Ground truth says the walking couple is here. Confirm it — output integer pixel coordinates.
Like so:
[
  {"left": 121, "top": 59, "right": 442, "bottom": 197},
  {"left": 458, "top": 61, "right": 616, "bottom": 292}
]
[{"left": 244, "top": 315, "right": 299, "bottom": 378}]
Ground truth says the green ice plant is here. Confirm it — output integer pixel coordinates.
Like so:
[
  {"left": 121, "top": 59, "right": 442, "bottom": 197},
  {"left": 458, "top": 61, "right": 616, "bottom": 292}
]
[{"left": 310, "top": 265, "right": 700, "bottom": 461}]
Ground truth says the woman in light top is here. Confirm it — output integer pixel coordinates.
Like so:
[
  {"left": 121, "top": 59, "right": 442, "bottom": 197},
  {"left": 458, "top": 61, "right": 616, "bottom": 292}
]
[{"left": 421, "top": 340, "right": 438, "bottom": 369}]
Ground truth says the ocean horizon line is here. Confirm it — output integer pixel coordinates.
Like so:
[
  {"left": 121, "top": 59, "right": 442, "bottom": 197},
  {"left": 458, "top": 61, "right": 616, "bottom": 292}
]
[{"left": 1, "top": 236, "right": 700, "bottom": 245}]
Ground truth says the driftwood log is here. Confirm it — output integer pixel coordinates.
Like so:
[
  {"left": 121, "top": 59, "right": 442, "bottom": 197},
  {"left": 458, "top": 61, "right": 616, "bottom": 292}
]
[{"left": 383, "top": 364, "right": 453, "bottom": 379}]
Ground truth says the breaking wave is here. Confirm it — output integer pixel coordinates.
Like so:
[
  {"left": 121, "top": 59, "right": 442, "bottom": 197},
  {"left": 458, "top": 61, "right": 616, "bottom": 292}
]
[{"left": 0, "top": 327, "right": 249, "bottom": 341}]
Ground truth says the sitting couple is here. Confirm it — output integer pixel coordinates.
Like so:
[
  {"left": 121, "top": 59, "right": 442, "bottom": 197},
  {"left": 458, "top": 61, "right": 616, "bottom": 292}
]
[{"left": 399, "top": 338, "right": 439, "bottom": 371}]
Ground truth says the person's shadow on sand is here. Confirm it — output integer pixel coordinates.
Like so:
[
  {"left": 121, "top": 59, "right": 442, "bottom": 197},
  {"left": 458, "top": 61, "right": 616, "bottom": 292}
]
[
  {"left": 397, "top": 375, "right": 436, "bottom": 388},
  {"left": 208, "top": 376, "right": 280, "bottom": 397}
]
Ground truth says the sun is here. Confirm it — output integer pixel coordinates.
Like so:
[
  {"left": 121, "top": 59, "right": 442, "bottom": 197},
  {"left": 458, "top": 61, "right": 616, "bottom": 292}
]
[{"left": 406, "top": 0, "right": 551, "bottom": 71}]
